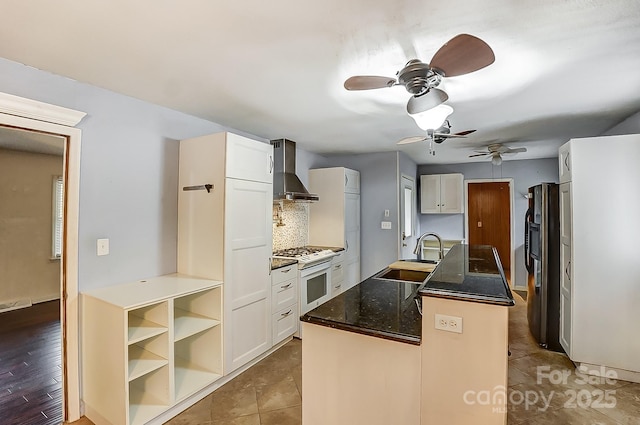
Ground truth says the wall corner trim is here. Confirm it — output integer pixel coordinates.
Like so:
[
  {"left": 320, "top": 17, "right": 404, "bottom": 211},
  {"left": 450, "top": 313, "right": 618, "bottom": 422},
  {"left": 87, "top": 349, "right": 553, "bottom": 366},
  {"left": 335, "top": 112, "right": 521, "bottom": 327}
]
[{"left": 0, "top": 92, "right": 86, "bottom": 127}]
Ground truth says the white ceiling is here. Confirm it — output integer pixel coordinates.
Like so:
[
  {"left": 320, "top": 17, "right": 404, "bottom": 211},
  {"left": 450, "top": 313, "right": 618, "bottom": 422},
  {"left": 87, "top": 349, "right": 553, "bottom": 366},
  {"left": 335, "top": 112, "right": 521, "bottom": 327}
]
[
  {"left": 0, "top": 126, "right": 65, "bottom": 156},
  {"left": 1, "top": 0, "right": 639, "bottom": 164}
]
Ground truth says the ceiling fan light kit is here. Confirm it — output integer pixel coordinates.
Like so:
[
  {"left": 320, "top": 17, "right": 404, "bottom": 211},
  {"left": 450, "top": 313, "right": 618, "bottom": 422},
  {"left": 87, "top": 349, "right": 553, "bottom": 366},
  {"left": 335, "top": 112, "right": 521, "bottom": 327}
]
[
  {"left": 491, "top": 154, "right": 503, "bottom": 166},
  {"left": 410, "top": 104, "right": 454, "bottom": 131}
]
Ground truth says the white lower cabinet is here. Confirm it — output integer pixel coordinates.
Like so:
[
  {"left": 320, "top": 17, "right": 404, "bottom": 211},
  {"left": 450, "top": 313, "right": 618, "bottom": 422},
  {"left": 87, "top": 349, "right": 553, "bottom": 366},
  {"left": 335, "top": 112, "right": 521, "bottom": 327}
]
[
  {"left": 271, "top": 264, "right": 298, "bottom": 344},
  {"left": 331, "top": 252, "right": 345, "bottom": 296},
  {"left": 82, "top": 275, "right": 222, "bottom": 425}
]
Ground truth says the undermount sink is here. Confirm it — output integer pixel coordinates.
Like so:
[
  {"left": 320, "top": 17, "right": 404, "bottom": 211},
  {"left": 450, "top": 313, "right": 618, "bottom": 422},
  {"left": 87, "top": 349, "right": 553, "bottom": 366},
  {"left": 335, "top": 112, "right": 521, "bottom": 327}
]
[
  {"left": 375, "top": 268, "right": 430, "bottom": 283},
  {"left": 399, "top": 259, "right": 439, "bottom": 265}
]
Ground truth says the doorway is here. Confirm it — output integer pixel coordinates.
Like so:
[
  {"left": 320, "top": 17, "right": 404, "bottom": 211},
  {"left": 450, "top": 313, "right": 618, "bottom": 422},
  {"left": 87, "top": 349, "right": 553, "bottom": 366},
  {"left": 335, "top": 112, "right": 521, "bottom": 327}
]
[
  {"left": 0, "top": 128, "right": 65, "bottom": 423},
  {"left": 0, "top": 92, "right": 84, "bottom": 423},
  {"left": 465, "top": 180, "right": 514, "bottom": 285},
  {"left": 399, "top": 175, "right": 416, "bottom": 260}
]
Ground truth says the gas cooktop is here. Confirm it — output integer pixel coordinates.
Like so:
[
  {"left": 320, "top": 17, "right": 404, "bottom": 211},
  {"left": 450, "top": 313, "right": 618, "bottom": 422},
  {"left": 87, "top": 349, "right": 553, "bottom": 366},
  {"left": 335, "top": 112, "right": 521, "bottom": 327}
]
[{"left": 273, "top": 246, "right": 337, "bottom": 268}]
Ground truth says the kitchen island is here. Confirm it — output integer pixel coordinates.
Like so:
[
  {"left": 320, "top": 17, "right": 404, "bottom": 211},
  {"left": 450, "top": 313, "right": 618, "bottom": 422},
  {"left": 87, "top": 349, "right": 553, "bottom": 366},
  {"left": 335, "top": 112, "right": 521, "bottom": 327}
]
[{"left": 301, "top": 244, "right": 514, "bottom": 425}]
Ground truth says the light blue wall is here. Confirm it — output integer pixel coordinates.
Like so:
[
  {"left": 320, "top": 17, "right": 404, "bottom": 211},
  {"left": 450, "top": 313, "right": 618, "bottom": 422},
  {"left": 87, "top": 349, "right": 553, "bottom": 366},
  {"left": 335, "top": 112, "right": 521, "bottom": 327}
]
[
  {"left": 0, "top": 57, "right": 256, "bottom": 291},
  {"left": 417, "top": 158, "right": 559, "bottom": 288},
  {"left": 321, "top": 152, "right": 399, "bottom": 278}
]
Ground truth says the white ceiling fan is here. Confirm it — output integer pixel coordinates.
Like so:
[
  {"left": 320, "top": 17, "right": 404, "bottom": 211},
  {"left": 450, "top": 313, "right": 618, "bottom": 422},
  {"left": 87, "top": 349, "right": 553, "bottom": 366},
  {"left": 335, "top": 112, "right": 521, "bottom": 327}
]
[
  {"left": 470, "top": 143, "right": 527, "bottom": 165},
  {"left": 397, "top": 120, "right": 476, "bottom": 155}
]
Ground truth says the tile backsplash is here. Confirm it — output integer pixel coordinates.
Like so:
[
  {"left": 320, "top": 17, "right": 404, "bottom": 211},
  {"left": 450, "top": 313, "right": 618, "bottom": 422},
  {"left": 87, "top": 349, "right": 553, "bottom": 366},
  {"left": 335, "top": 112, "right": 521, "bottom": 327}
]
[{"left": 273, "top": 202, "right": 308, "bottom": 250}]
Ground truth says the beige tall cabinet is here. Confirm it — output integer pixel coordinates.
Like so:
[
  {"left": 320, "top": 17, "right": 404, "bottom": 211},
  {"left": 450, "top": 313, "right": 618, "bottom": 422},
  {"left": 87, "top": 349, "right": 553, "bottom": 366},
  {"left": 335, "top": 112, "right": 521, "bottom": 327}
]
[
  {"left": 177, "top": 132, "right": 274, "bottom": 374},
  {"left": 557, "top": 134, "right": 640, "bottom": 380},
  {"left": 308, "top": 167, "right": 361, "bottom": 289}
]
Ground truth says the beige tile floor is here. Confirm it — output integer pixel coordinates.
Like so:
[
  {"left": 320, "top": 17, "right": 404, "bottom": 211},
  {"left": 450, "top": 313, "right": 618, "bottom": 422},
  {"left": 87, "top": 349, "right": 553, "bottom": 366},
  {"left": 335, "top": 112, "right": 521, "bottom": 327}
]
[{"left": 72, "top": 293, "right": 640, "bottom": 424}]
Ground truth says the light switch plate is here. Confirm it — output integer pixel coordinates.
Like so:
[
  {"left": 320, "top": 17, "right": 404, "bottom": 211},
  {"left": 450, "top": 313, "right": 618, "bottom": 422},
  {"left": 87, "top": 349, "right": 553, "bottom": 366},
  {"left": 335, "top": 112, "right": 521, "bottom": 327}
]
[
  {"left": 97, "top": 238, "right": 110, "bottom": 256},
  {"left": 381, "top": 221, "right": 392, "bottom": 229}
]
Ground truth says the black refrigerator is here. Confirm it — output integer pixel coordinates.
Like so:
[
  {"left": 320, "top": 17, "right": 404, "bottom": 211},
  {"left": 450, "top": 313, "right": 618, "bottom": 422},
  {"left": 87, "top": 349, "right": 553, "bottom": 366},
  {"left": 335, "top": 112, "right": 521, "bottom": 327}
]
[{"left": 525, "top": 183, "right": 562, "bottom": 352}]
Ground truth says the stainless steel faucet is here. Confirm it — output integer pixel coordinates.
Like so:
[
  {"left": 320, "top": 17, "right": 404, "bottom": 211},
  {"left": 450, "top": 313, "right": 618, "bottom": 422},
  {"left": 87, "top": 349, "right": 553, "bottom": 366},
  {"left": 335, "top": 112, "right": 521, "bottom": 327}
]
[{"left": 413, "top": 232, "right": 444, "bottom": 261}]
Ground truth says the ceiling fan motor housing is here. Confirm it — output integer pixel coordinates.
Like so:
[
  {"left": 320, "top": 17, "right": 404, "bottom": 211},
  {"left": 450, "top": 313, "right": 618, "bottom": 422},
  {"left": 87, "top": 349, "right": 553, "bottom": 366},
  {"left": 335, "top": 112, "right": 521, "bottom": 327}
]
[{"left": 397, "top": 59, "right": 442, "bottom": 95}]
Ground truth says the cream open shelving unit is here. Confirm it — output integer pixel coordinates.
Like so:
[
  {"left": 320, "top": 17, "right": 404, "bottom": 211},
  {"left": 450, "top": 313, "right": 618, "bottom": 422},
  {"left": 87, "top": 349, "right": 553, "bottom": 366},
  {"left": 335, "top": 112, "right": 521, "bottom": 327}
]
[{"left": 82, "top": 274, "right": 223, "bottom": 425}]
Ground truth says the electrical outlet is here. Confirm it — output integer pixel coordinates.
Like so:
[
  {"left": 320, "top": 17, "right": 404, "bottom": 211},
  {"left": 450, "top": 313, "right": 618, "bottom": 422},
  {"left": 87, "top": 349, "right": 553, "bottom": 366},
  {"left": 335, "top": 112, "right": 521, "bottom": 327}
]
[
  {"left": 381, "top": 221, "right": 392, "bottom": 229},
  {"left": 434, "top": 314, "right": 463, "bottom": 334}
]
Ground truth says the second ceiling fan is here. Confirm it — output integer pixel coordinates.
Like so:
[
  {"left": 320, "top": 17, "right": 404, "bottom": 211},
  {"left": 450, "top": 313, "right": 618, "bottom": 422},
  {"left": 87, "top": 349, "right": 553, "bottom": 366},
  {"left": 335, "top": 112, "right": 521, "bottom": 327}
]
[{"left": 344, "top": 34, "right": 495, "bottom": 115}]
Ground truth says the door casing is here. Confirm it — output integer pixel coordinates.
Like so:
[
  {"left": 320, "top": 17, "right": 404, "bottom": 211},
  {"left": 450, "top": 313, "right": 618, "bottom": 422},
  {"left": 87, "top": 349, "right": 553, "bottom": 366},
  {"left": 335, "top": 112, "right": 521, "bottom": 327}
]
[{"left": 0, "top": 92, "right": 84, "bottom": 422}]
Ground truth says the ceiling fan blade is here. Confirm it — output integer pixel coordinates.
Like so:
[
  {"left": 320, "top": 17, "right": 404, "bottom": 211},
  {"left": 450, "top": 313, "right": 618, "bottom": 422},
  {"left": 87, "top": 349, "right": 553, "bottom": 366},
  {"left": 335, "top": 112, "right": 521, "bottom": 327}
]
[
  {"left": 453, "top": 129, "right": 477, "bottom": 136},
  {"left": 506, "top": 147, "right": 527, "bottom": 154},
  {"left": 406, "top": 88, "right": 448, "bottom": 114},
  {"left": 468, "top": 153, "right": 489, "bottom": 157},
  {"left": 429, "top": 34, "right": 495, "bottom": 77},
  {"left": 397, "top": 136, "right": 428, "bottom": 145},
  {"left": 433, "top": 133, "right": 467, "bottom": 139},
  {"left": 344, "top": 75, "right": 396, "bottom": 90}
]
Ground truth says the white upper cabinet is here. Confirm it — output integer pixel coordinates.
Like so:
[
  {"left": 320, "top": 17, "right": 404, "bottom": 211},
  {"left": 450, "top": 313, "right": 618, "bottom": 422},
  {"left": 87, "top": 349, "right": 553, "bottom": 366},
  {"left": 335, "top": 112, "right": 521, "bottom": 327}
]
[
  {"left": 225, "top": 132, "right": 274, "bottom": 183},
  {"left": 558, "top": 142, "right": 571, "bottom": 183},
  {"left": 344, "top": 168, "right": 360, "bottom": 194},
  {"left": 420, "top": 173, "right": 464, "bottom": 214}
]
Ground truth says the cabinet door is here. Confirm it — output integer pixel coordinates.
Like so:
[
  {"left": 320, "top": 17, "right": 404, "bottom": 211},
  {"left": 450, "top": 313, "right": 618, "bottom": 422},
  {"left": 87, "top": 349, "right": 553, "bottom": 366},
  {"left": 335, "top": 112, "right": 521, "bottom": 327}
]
[
  {"left": 439, "top": 174, "right": 464, "bottom": 213},
  {"left": 272, "top": 305, "right": 298, "bottom": 345},
  {"left": 344, "top": 257, "right": 360, "bottom": 290},
  {"left": 559, "top": 183, "right": 572, "bottom": 355},
  {"left": 224, "top": 178, "right": 273, "bottom": 373},
  {"left": 420, "top": 175, "right": 441, "bottom": 213},
  {"left": 344, "top": 168, "right": 360, "bottom": 194},
  {"left": 225, "top": 133, "right": 273, "bottom": 183},
  {"left": 344, "top": 193, "right": 360, "bottom": 262},
  {"left": 558, "top": 143, "right": 571, "bottom": 183}
]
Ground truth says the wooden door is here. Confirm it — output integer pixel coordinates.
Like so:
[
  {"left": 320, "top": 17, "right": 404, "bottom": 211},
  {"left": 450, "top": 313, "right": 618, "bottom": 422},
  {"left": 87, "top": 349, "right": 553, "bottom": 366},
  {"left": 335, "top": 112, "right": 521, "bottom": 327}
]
[{"left": 467, "top": 182, "right": 511, "bottom": 275}]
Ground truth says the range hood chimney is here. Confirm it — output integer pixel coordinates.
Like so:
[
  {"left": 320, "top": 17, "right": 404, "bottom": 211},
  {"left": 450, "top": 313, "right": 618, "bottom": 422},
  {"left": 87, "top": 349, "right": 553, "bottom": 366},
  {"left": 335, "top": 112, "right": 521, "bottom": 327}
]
[{"left": 270, "top": 139, "right": 319, "bottom": 202}]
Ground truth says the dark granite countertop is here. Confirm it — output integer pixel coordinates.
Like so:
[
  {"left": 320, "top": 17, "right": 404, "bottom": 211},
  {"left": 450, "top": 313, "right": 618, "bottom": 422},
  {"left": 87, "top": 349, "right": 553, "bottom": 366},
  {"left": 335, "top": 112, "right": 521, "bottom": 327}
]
[
  {"left": 271, "top": 258, "right": 298, "bottom": 270},
  {"left": 418, "top": 244, "right": 515, "bottom": 306},
  {"left": 300, "top": 277, "right": 422, "bottom": 345}
]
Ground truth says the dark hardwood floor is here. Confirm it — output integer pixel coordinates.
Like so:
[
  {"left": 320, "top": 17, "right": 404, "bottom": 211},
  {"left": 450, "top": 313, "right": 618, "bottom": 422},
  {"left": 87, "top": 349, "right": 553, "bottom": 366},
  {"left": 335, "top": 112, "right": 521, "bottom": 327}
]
[{"left": 0, "top": 300, "right": 62, "bottom": 425}]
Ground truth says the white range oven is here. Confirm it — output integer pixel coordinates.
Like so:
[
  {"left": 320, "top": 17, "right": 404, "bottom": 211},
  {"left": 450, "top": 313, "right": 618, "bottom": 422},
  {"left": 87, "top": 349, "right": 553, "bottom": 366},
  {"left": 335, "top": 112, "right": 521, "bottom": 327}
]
[{"left": 273, "top": 247, "right": 336, "bottom": 315}]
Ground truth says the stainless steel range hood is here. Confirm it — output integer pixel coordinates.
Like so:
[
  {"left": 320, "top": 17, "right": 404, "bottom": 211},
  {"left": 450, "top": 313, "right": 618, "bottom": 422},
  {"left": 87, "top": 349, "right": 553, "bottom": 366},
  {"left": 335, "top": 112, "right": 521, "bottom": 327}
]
[{"left": 271, "top": 139, "right": 319, "bottom": 202}]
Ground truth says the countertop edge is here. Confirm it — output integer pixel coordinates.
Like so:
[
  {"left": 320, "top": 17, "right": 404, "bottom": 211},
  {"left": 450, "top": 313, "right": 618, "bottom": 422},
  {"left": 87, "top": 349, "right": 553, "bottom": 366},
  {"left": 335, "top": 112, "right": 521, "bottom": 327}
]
[
  {"left": 419, "top": 289, "right": 516, "bottom": 306},
  {"left": 300, "top": 315, "right": 422, "bottom": 346}
]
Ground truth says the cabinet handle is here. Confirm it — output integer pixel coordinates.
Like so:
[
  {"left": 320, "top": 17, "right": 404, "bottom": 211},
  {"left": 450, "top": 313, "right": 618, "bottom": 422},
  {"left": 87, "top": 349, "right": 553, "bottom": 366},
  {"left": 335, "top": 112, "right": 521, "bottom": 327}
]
[
  {"left": 281, "top": 310, "right": 292, "bottom": 317},
  {"left": 269, "top": 257, "right": 272, "bottom": 275},
  {"left": 334, "top": 264, "right": 342, "bottom": 269},
  {"left": 334, "top": 284, "right": 341, "bottom": 289},
  {"left": 565, "top": 260, "right": 571, "bottom": 281},
  {"left": 345, "top": 240, "right": 349, "bottom": 251},
  {"left": 269, "top": 155, "right": 274, "bottom": 174},
  {"left": 281, "top": 268, "right": 291, "bottom": 273},
  {"left": 183, "top": 184, "right": 213, "bottom": 193},
  {"left": 564, "top": 153, "right": 570, "bottom": 171},
  {"left": 345, "top": 174, "right": 348, "bottom": 187},
  {"left": 281, "top": 283, "right": 292, "bottom": 289}
]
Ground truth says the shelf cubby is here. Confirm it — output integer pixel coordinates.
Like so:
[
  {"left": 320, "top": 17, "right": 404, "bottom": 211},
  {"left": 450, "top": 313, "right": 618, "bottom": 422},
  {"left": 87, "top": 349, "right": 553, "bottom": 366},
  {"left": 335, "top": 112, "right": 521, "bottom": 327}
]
[
  {"left": 174, "top": 326, "right": 222, "bottom": 401},
  {"left": 128, "top": 365, "right": 170, "bottom": 425},
  {"left": 128, "top": 333, "right": 169, "bottom": 381},
  {"left": 173, "top": 287, "right": 222, "bottom": 342},
  {"left": 128, "top": 302, "right": 169, "bottom": 344}
]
